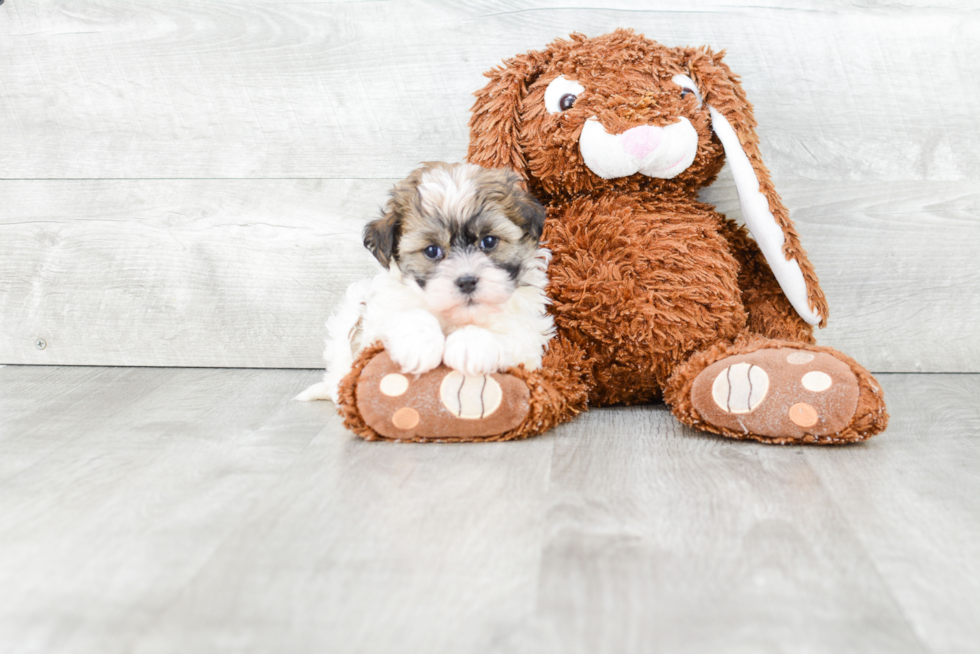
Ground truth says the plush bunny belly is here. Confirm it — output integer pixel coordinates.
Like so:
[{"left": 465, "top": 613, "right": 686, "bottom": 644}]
[{"left": 544, "top": 192, "right": 748, "bottom": 406}]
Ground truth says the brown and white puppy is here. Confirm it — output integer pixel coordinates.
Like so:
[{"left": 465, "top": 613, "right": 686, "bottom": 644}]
[{"left": 297, "top": 162, "right": 553, "bottom": 403}]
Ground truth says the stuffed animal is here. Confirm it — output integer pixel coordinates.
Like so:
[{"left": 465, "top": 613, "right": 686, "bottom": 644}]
[{"left": 338, "top": 29, "right": 888, "bottom": 444}]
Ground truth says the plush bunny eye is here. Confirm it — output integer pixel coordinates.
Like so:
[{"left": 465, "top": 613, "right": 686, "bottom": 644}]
[
  {"left": 423, "top": 245, "right": 443, "bottom": 260},
  {"left": 545, "top": 76, "right": 585, "bottom": 114},
  {"left": 671, "top": 74, "right": 702, "bottom": 107}
]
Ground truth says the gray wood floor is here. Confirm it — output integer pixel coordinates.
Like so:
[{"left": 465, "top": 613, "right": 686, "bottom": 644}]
[{"left": 1, "top": 366, "right": 977, "bottom": 654}]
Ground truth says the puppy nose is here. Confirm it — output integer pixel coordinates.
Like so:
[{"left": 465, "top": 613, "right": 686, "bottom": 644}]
[
  {"left": 455, "top": 276, "right": 479, "bottom": 294},
  {"left": 621, "top": 124, "right": 663, "bottom": 160}
]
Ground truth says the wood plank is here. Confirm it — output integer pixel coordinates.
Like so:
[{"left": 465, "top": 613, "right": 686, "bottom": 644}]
[
  {"left": 805, "top": 374, "right": 980, "bottom": 654},
  {"left": 2, "top": 1, "right": 976, "bottom": 370},
  {"left": 0, "top": 178, "right": 388, "bottom": 367},
  {"left": 132, "top": 424, "right": 556, "bottom": 654},
  {"left": 0, "top": 366, "right": 173, "bottom": 479},
  {"left": 2, "top": 178, "right": 977, "bottom": 371},
  {"left": 0, "top": 365, "right": 556, "bottom": 654},
  {"left": 0, "top": 368, "right": 976, "bottom": 652},
  {"left": 0, "top": 1, "right": 976, "bottom": 180},
  {"left": 0, "top": 365, "right": 330, "bottom": 654},
  {"left": 502, "top": 402, "right": 929, "bottom": 654}
]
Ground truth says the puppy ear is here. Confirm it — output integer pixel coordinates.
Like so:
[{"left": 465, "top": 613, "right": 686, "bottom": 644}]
[
  {"left": 517, "top": 186, "right": 547, "bottom": 241},
  {"left": 362, "top": 210, "right": 400, "bottom": 269},
  {"left": 467, "top": 48, "right": 552, "bottom": 180},
  {"left": 364, "top": 166, "right": 430, "bottom": 268},
  {"left": 489, "top": 167, "right": 547, "bottom": 241},
  {"left": 684, "top": 47, "right": 829, "bottom": 327}
]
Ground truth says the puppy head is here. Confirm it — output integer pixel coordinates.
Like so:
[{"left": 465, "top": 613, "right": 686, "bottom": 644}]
[{"left": 363, "top": 162, "right": 546, "bottom": 325}]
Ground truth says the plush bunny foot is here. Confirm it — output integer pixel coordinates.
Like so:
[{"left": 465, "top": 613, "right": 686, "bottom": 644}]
[
  {"left": 351, "top": 350, "right": 530, "bottom": 442},
  {"left": 667, "top": 337, "right": 888, "bottom": 444},
  {"left": 691, "top": 347, "right": 860, "bottom": 438}
]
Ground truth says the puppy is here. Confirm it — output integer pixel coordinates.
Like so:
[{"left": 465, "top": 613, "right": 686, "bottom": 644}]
[{"left": 297, "top": 162, "right": 554, "bottom": 403}]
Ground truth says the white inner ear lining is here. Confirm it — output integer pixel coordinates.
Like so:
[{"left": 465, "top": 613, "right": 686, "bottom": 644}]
[{"left": 707, "top": 105, "right": 821, "bottom": 326}]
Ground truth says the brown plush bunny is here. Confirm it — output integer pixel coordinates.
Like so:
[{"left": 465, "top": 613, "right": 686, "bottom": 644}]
[{"left": 338, "top": 29, "right": 887, "bottom": 444}]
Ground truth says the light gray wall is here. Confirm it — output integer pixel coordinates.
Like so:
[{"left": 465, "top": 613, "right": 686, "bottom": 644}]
[{"left": 1, "top": 0, "right": 977, "bottom": 371}]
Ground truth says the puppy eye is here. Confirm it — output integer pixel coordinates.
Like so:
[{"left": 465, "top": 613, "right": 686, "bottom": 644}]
[
  {"left": 545, "top": 76, "right": 585, "bottom": 115},
  {"left": 423, "top": 245, "right": 443, "bottom": 260},
  {"left": 479, "top": 235, "right": 499, "bottom": 250},
  {"left": 680, "top": 88, "right": 693, "bottom": 99}
]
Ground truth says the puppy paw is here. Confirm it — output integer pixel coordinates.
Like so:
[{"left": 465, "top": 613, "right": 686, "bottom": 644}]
[
  {"left": 443, "top": 326, "right": 503, "bottom": 376},
  {"left": 383, "top": 311, "right": 445, "bottom": 375}
]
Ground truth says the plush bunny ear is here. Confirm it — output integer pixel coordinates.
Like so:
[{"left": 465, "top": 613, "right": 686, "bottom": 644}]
[
  {"left": 467, "top": 49, "right": 552, "bottom": 179},
  {"left": 685, "top": 48, "right": 829, "bottom": 328}
]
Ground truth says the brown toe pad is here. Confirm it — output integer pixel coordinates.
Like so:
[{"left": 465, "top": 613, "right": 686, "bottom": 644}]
[
  {"left": 690, "top": 348, "right": 860, "bottom": 439},
  {"left": 355, "top": 351, "right": 530, "bottom": 441}
]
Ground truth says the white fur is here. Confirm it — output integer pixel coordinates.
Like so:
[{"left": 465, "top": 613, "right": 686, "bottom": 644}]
[
  {"left": 294, "top": 278, "right": 371, "bottom": 402},
  {"left": 423, "top": 250, "right": 516, "bottom": 324},
  {"left": 296, "top": 249, "right": 554, "bottom": 402},
  {"left": 417, "top": 164, "right": 480, "bottom": 218}
]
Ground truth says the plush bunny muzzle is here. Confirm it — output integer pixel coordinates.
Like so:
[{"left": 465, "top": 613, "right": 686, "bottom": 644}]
[{"left": 580, "top": 118, "right": 699, "bottom": 180}]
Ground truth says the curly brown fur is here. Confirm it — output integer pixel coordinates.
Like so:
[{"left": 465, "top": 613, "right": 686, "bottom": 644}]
[
  {"left": 459, "top": 28, "right": 887, "bottom": 443},
  {"left": 336, "top": 342, "right": 387, "bottom": 441},
  {"left": 496, "top": 335, "right": 592, "bottom": 441},
  {"left": 544, "top": 193, "right": 747, "bottom": 405},
  {"left": 715, "top": 218, "right": 816, "bottom": 344}
]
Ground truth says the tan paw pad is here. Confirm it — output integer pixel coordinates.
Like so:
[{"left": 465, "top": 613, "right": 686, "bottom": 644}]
[
  {"left": 801, "top": 370, "right": 832, "bottom": 392},
  {"left": 787, "top": 351, "right": 815, "bottom": 365},
  {"left": 788, "top": 403, "right": 819, "bottom": 427},
  {"left": 391, "top": 407, "right": 420, "bottom": 430},
  {"left": 439, "top": 371, "right": 503, "bottom": 419},
  {"left": 379, "top": 373, "right": 409, "bottom": 396},
  {"left": 711, "top": 362, "right": 769, "bottom": 414}
]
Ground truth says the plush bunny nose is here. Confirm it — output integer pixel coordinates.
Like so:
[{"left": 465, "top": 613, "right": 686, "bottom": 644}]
[{"left": 621, "top": 125, "right": 664, "bottom": 160}]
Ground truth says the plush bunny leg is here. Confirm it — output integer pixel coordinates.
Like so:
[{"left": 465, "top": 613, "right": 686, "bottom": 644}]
[
  {"left": 716, "top": 218, "right": 816, "bottom": 345},
  {"left": 336, "top": 337, "right": 591, "bottom": 443},
  {"left": 665, "top": 333, "right": 888, "bottom": 444}
]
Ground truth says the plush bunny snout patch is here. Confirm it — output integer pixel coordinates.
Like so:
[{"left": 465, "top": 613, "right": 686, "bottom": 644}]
[{"left": 579, "top": 116, "right": 699, "bottom": 180}]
